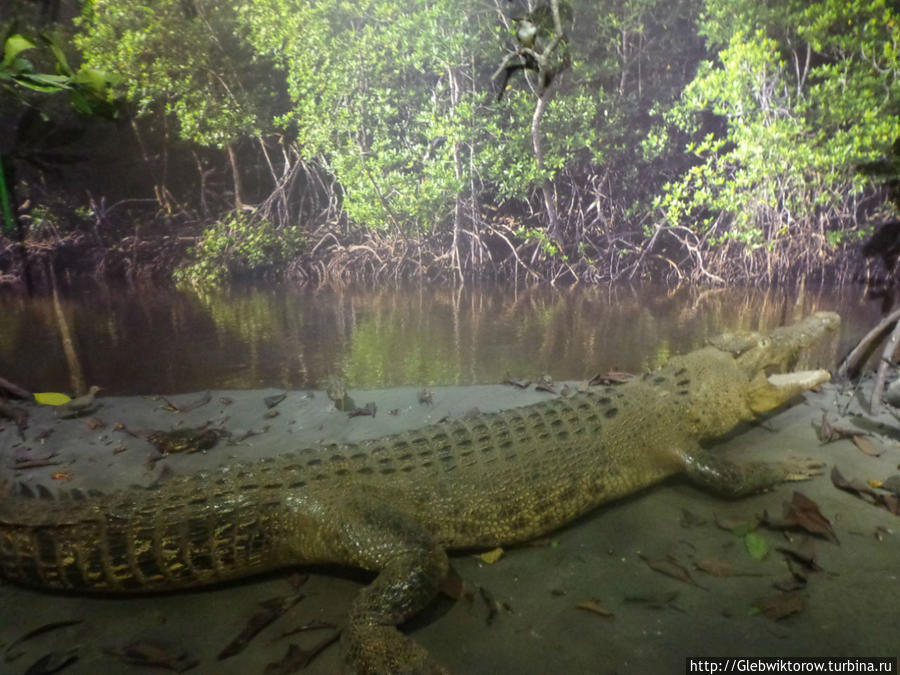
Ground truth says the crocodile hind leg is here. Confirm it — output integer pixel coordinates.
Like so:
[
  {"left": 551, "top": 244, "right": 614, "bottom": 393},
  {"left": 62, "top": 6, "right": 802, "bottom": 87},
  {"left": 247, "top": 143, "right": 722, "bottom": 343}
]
[
  {"left": 331, "top": 496, "right": 451, "bottom": 674},
  {"left": 679, "top": 445, "right": 825, "bottom": 498}
]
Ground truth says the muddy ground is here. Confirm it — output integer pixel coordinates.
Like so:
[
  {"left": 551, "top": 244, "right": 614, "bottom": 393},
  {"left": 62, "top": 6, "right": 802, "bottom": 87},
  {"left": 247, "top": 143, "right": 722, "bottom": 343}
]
[{"left": 1, "top": 378, "right": 898, "bottom": 674}]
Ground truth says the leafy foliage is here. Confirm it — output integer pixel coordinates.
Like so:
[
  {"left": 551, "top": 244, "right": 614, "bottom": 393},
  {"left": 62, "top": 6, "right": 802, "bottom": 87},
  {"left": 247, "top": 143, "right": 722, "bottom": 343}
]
[
  {"left": 4, "top": 0, "right": 898, "bottom": 284},
  {"left": 656, "top": 0, "right": 900, "bottom": 275},
  {"left": 74, "top": 0, "right": 282, "bottom": 147},
  {"left": 174, "top": 211, "right": 305, "bottom": 286}
]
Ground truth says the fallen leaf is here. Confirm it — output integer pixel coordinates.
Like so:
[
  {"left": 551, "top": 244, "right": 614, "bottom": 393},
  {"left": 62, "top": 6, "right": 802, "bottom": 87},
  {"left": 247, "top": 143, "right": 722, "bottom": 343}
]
[
  {"left": 503, "top": 375, "right": 531, "bottom": 389},
  {"left": 623, "top": 590, "right": 680, "bottom": 609},
  {"left": 159, "top": 391, "right": 211, "bottom": 413},
  {"left": 694, "top": 558, "right": 736, "bottom": 577},
  {"left": 219, "top": 594, "right": 304, "bottom": 660},
  {"left": 694, "top": 557, "right": 764, "bottom": 578},
  {"left": 264, "top": 393, "right": 286, "bottom": 409},
  {"left": 853, "top": 435, "right": 884, "bottom": 457},
  {"left": 638, "top": 554, "right": 706, "bottom": 589},
  {"left": 478, "top": 547, "right": 504, "bottom": 564},
  {"left": 23, "top": 647, "right": 78, "bottom": 675},
  {"left": 5, "top": 620, "right": 83, "bottom": 663},
  {"left": 588, "top": 370, "right": 634, "bottom": 386},
  {"left": 761, "top": 492, "right": 838, "bottom": 544},
  {"left": 576, "top": 600, "right": 613, "bottom": 617},
  {"left": 275, "top": 620, "right": 336, "bottom": 641},
  {"left": 776, "top": 539, "right": 821, "bottom": 573},
  {"left": 815, "top": 412, "right": 837, "bottom": 443},
  {"left": 881, "top": 494, "right": 900, "bottom": 515},
  {"left": 103, "top": 641, "right": 198, "bottom": 672},
  {"left": 752, "top": 591, "right": 806, "bottom": 620},
  {"left": 744, "top": 532, "right": 769, "bottom": 561},
  {"left": 831, "top": 466, "right": 879, "bottom": 499},
  {"left": 880, "top": 475, "right": 900, "bottom": 496},
  {"left": 263, "top": 633, "right": 340, "bottom": 675},
  {"left": 347, "top": 402, "right": 377, "bottom": 418}
]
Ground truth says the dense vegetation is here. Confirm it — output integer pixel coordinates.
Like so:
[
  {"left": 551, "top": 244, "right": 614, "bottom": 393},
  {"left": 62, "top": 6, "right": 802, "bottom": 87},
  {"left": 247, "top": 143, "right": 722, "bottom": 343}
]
[{"left": 1, "top": 0, "right": 897, "bottom": 287}]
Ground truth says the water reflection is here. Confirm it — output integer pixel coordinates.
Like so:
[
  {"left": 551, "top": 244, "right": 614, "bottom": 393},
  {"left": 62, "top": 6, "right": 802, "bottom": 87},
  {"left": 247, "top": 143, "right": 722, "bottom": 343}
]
[{"left": 0, "top": 283, "right": 883, "bottom": 395}]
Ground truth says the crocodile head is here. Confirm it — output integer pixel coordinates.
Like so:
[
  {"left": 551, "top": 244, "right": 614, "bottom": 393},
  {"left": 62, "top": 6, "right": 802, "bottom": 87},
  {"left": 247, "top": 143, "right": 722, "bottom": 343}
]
[
  {"left": 736, "top": 311, "right": 840, "bottom": 414},
  {"left": 675, "top": 312, "right": 840, "bottom": 440}
]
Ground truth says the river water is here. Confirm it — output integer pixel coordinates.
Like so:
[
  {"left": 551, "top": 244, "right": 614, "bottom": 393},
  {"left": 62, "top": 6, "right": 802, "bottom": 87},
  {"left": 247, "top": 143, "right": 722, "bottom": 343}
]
[{"left": 0, "top": 281, "right": 887, "bottom": 396}]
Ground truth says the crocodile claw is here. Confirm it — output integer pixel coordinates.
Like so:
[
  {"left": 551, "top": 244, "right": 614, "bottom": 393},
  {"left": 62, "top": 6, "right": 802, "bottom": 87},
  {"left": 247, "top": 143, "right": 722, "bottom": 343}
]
[{"left": 781, "top": 457, "right": 827, "bottom": 482}]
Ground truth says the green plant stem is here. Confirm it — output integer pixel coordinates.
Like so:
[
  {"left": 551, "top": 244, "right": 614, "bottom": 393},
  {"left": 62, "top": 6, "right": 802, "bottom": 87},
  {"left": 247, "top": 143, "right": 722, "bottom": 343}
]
[{"left": 0, "top": 154, "right": 14, "bottom": 235}]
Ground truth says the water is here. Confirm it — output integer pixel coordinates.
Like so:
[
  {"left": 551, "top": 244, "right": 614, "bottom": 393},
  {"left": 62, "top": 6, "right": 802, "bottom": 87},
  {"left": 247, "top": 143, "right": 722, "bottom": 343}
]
[{"left": 0, "top": 282, "right": 885, "bottom": 396}]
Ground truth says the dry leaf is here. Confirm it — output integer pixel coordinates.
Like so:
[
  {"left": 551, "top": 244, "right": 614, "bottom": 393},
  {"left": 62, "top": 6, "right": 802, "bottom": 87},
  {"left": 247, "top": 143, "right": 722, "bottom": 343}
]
[
  {"left": 638, "top": 554, "right": 706, "bottom": 589},
  {"left": 23, "top": 647, "right": 79, "bottom": 675},
  {"left": 263, "top": 634, "right": 340, "bottom": 675},
  {"left": 831, "top": 466, "right": 900, "bottom": 515},
  {"left": 762, "top": 491, "right": 838, "bottom": 544},
  {"left": 5, "top": 620, "right": 82, "bottom": 663},
  {"left": 103, "top": 641, "right": 198, "bottom": 672},
  {"left": 853, "top": 435, "right": 884, "bottom": 457},
  {"left": 478, "top": 547, "right": 504, "bottom": 564},
  {"left": 753, "top": 591, "right": 806, "bottom": 620},
  {"left": 576, "top": 600, "right": 613, "bottom": 617},
  {"left": 881, "top": 475, "right": 900, "bottom": 496},
  {"left": 831, "top": 466, "right": 879, "bottom": 499},
  {"left": 588, "top": 370, "right": 634, "bottom": 386},
  {"left": 776, "top": 539, "right": 821, "bottom": 573},
  {"left": 693, "top": 557, "right": 764, "bottom": 578},
  {"left": 503, "top": 374, "right": 531, "bottom": 389},
  {"left": 264, "top": 393, "right": 286, "bottom": 409},
  {"left": 218, "top": 594, "right": 304, "bottom": 660}
]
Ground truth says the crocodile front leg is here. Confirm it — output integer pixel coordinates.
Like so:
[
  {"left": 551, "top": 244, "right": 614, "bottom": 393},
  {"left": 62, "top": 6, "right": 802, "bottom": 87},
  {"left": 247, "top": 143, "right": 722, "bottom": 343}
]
[
  {"left": 306, "top": 492, "right": 451, "bottom": 674},
  {"left": 680, "top": 446, "right": 825, "bottom": 498}
]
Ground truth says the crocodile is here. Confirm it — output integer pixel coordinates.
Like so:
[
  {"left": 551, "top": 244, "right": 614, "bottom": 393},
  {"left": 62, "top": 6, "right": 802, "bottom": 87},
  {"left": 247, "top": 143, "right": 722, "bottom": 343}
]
[{"left": 0, "top": 311, "right": 840, "bottom": 674}]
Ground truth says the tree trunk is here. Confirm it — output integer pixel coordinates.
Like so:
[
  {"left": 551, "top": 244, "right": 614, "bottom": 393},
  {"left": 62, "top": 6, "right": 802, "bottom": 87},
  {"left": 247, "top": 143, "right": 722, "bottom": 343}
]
[
  {"left": 531, "top": 94, "right": 559, "bottom": 239},
  {"left": 227, "top": 142, "right": 245, "bottom": 211},
  {"left": 447, "top": 64, "right": 464, "bottom": 282}
]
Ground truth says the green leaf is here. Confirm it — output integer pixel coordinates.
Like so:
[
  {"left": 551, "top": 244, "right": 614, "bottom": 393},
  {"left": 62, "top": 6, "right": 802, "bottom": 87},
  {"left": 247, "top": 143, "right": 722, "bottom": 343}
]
[
  {"left": 14, "top": 72, "right": 72, "bottom": 92},
  {"left": 75, "top": 67, "right": 116, "bottom": 93},
  {"left": 43, "top": 34, "right": 74, "bottom": 76},
  {"left": 744, "top": 532, "right": 769, "bottom": 561},
  {"left": 2, "top": 34, "right": 36, "bottom": 67}
]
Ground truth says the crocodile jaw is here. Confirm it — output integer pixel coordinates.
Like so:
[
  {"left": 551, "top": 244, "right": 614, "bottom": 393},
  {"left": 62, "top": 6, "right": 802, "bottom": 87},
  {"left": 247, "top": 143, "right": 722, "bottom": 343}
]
[{"left": 747, "top": 369, "right": 831, "bottom": 414}]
